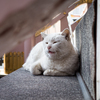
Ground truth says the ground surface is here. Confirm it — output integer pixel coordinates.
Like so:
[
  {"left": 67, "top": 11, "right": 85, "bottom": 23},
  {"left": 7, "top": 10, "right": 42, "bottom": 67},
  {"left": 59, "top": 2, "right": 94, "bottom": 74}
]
[{"left": 0, "top": 68, "right": 84, "bottom": 100}]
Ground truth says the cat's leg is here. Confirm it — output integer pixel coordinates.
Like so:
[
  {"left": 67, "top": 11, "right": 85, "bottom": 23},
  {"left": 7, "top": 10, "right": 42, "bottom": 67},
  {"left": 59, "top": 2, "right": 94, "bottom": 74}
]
[
  {"left": 30, "top": 62, "right": 43, "bottom": 75},
  {"left": 43, "top": 69, "right": 67, "bottom": 76}
]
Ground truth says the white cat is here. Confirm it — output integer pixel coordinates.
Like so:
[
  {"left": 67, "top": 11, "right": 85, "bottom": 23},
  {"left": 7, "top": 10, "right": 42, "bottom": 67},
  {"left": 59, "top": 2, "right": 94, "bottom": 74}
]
[{"left": 23, "top": 28, "right": 79, "bottom": 76}]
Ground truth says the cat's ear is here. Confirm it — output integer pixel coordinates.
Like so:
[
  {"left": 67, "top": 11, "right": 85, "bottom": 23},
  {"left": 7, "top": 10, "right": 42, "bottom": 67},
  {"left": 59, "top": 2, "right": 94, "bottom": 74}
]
[
  {"left": 41, "top": 32, "right": 47, "bottom": 39},
  {"left": 62, "top": 28, "right": 70, "bottom": 40}
]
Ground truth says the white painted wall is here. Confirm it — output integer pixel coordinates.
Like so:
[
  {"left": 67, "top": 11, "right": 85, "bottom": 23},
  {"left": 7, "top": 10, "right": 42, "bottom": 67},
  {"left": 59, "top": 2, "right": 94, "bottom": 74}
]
[
  {"left": 44, "top": 20, "right": 61, "bottom": 34},
  {"left": 67, "top": 3, "right": 88, "bottom": 46},
  {"left": 68, "top": 3, "right": 87, "bottom": 25}
]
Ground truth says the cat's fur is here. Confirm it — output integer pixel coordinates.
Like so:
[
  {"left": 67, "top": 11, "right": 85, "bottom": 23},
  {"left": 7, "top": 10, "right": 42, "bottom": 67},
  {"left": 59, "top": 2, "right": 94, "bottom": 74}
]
[{"left": 23, "top": 28, "right": 79, "bottom": 76}]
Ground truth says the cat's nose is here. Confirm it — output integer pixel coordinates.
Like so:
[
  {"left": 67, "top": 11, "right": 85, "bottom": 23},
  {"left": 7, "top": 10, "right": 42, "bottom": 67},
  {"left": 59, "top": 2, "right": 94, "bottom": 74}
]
[{"left": 47, "top": 46, "right": 51, "bottom": 50}]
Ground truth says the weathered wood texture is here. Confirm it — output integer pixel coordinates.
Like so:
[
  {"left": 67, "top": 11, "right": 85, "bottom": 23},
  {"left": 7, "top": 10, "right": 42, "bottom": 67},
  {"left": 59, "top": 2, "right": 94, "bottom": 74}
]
[{"left": 0, "top": 0, "right": 76, "bottom": 57}]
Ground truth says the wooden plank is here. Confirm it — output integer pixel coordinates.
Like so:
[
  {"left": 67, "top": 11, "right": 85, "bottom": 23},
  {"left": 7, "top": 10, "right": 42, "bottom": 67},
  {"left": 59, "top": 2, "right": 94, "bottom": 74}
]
[
  {"left": 96, "top": 0, "right": 100, "bottom": 100},
  {"left": 13, "top": 53, "right": 17, "bottom": 71},
  {"left": 4, "top": 54, "right": 6, "bottom": 73},
  {"left": 4, "top": 53, "right": 10, "bottom": 74},
  {"left": 13, "top": 52, "right": 17, "bottom": 71},
  {"left": 9, "top": 52, "right": 13, "bottom": 73},
  {"left": 21, "top": 52, "right": 24, "bottom": 66},
  {"left": 0, "top": 0, "right": 76, "bottom": 57}
]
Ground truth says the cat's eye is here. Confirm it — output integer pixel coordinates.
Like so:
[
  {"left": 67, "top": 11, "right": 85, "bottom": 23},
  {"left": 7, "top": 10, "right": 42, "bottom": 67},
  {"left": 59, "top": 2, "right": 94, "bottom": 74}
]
[
  {"left": 53, "top": 41, "right": 57, "bottom": 44},
  {"left": 46, "top": 42, "right": 48, "bottom": 44}
]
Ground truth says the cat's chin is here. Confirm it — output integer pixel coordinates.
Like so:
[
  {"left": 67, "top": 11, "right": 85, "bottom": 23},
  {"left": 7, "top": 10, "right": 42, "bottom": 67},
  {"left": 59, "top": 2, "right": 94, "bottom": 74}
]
[{"left": 47, "top": 52, "right": 56, "bottom": 59}]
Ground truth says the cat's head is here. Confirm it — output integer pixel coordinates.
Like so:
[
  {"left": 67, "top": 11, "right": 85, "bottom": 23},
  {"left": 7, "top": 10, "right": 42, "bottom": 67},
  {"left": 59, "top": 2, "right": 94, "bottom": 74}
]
[{"left": 41, "top": 28, "right": 72, "bottom": 60}]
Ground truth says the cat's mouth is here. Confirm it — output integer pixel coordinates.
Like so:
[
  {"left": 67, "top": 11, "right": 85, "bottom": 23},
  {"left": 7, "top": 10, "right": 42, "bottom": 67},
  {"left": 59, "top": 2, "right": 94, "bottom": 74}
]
[{"left": 48, "top": 51, "right": 55, "bottom": 54}]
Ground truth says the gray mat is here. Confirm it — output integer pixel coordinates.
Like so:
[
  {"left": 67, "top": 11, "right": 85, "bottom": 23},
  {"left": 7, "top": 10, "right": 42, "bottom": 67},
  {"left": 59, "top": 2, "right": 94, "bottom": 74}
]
[
  {"left": 0, "top": 68, "right": 84, "bottom": 100},
  {"left": 75, "top": 2, "right": 96, "bottom": 99}
]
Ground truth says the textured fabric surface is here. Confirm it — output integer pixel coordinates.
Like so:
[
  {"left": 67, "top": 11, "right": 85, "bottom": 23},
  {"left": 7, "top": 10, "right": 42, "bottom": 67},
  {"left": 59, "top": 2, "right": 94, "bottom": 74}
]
[
  {"left": 0, "top": 68, "right": 84, "bottom": 100},
  {"left": 75, "top": 2, "right": 95, "bottom": 100}
]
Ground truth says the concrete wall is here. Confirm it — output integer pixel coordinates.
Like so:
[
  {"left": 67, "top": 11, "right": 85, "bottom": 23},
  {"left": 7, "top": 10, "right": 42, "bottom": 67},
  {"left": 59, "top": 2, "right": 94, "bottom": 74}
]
[{"left": 75, "top": 2, "right": 96, "bottom": 99}]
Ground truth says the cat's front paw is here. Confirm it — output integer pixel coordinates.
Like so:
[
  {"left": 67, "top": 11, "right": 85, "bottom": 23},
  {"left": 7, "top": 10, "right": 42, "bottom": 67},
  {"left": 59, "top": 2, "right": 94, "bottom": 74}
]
[
  {"left": 43, "top": 69, "right": 52, "bottom": 76},
  {"left": 30, "top": 63, "right": 43, "bottom": 75}
]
